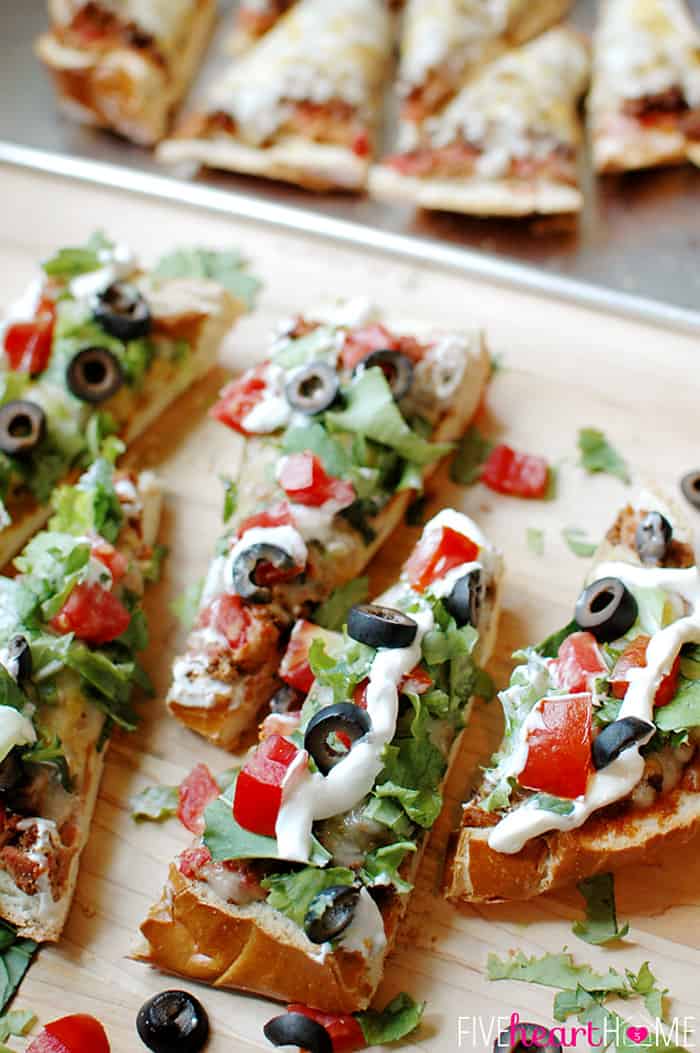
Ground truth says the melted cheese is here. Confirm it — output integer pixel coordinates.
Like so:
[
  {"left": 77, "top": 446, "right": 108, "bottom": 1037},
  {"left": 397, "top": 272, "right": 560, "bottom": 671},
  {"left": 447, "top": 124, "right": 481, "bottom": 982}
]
[
  {"left": 400, "top": 0, "right": 512, "bottom": 89},
  {"left": 51, "top": 0, "right": 198, "bottom": 48}
]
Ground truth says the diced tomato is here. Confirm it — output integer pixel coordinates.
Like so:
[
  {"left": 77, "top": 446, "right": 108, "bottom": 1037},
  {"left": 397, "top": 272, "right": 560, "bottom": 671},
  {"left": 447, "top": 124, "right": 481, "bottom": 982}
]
[
  {"left": 404, "top": 525, "right": 479, "bottom": 593},
  {"left": 481, "top": 444, "right": 549, "bottom": 499},
  {"left": 177, "top": 763, "right": 220, "bottom": 835},
  {"left": 611, "top": 635, "right": 681, "bottom": 708},
  {"left": 178, "top": 844, "right": 212, "bottom": 879},
  {"left": 90, "top": 538, "right": 128, "bottom": 584},
  {"left": 549, "top": 632, "right": 608, "bottom": 694},
  {"left": 518, "top": 694, "right": 593, "bottom": 799},
  {"left": 353, "top": 678, "right": 369, "bottom": 709},
  {"left": 352, "top": 130, "right": 371, "bottom": 158},
  {"left": 235, "top": 500, "right": 293, "bottom": 538},
  {"left": 287, "top": 1005, "right": 366, "bottom": 1052},
  {"left": 279, "top": 452, "right": 355, "bottom": 509},
  {"left": 280, "top": 619, "right": 338, "bottom": 695},
  {"left": 28, "top": 1015, "right": 110, "bottom": 1053},
  {"left": 49, "top": 582, "right": 130, "bottom": 644},
  {"left": 210, "top": 364, "right": 269, "bottom": 435},
  {"left": 3, "top": 297, "right": 55, "bottom": 376},
  {"left": 200, "top": 593, "right": 252, "bottom": 650},
  {"left": 233, "top": 734, "right": 299, "bottom": 837},
  {"left": 354, "top": 664, "right": 431, "bottom": 709}
]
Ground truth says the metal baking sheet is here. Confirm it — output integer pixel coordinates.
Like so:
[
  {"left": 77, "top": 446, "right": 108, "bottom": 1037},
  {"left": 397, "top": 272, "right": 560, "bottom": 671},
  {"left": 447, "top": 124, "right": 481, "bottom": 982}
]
[{"left": 2, "top": 1, "right": 700, "bottom": 332}]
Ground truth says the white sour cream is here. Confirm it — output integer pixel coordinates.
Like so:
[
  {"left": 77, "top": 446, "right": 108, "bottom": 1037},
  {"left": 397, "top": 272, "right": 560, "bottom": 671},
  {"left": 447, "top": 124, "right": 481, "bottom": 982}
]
[
  {"left": 0, "top": 707, "right": 36, "bottom": 763},
  {"left": 68, "top": 242, "right": 137, "bottom": 303},
  {"left": 240, "top": 363, "right": 292, "bottom": 434}
]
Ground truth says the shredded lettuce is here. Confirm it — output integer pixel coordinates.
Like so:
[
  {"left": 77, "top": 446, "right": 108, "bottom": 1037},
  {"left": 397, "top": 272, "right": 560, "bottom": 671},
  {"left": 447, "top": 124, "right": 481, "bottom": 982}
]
[
  {"left": 573, "top": 873, "right": 630, "bottom": 945},
  {"left": 357, "top": 993, "right": 424, "bottom": 1046},
  {"left": 42, "top": 231, "right": 114, "bottom": 279},
  {"left": 0, "top": 922, "right": 37, "bottom": 1013},
  {"left": 50, "top": 457, "right": 124, "bottom": 542},
  {"left": 578, "top": 428, "right": 630, "bottom": 484},
  {"left": 359, "top": 842, "right": 416, "bottom": 893},
  {"left": 261, "top": 866, "right": 355, "bottom": 929},
  {"left": 151, "top": 248, "right": 260, "bottom": 308},
  {"left": 450, "top": 426, "right": 493, "bottom": 486},
  {"left": 313, "top": 578, "right": 369, "bottom": 631},
  {"left": 654, "top": 677, "right": 700, "bottom": 732},
  {"left": 131, "top": 783, "right": 179, "bottom": 822}
]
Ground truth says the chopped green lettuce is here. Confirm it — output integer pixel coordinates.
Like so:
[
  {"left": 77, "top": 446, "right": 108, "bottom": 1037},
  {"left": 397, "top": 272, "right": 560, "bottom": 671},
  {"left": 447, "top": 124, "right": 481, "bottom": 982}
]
[
  {"left": 0, "top": 922, "right": 37, "bottom": 1013},
  {"left": 357, "top": 993, "right": 424, "bottom": 1046},
  {"left": 578, "top": 428, "right": 630, "bottom": 484},
  {"left": 562, "top": 526, "right": 597, "bottom": 558},
  {"left": 573, "top": 873, "right": 630, "bottom": 945},
  {"left": 50, "top": 457, "right": 124, "bottom": 542},
  {"left": 170, "top": 580, "right": 204, "bottom": 629},
  {"left": 261, "top": 866, "right": 355, "bottom": 929},
  {"left": 42, "top": 231, "right": 114, "bottom": 279},
  {"left": 654, "top": 677, "right": 700, "bottom": 733},
  {"left": 450, "top": 426, "right": 493, "bottom": 485},
  {"left": 151, "top": 248, "right": 260, "bottom": 308},
  {"left": 314, "top": 578, "right": 370, "bottom": 631},
  {"left": 359, "top": 842, "right": 416, "bottom": 893},
  {"left": 281, "top": 420, "right": 351, "bottom": 478},
  {"left": 131, "top": 784, "right": 179, "bottom": 822},
  {"left": 273, "top": 326, "right": 338, "bottom": 369},
  {"left": 527, "top": 527, "right": 545, "bottom": 556}
]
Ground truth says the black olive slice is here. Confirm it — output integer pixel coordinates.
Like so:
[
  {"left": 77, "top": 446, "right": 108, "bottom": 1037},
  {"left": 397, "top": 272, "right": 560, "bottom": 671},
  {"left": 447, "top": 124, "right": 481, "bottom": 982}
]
[
  {"left": 264, "top": 1012, "right": 332, "bottom": 1053},
  {"left": 136, "top": 990, "right": 209, "bottom": 1053},
  {"left": 304, "top": 702, "right": 371, "bottom": 776},
  {"left": 304, "top": 883, "right": 360, "bottom": 944},
  {"left": 67, "top": 347, "right": 124, "bottom": 403},
  {"left": 494, "top": 1020, "right": 563, "bottom": 1052},
  {"left": 444, "top": 569, "right": 483, "bottom": 628},
  {"left": 347, "top": 603, "right": 418, "bottom": 649},
  {"left": 285, "top": 361, "right": 339, "bottom": 415},
  {"left": 93, "top": 280, "right": 151, "bottom": 341},
  {"left": 635, "top": 511, "right": 672, "bottom": 565},
  {"left": 592, "top": 716, "right": 655, "bottom": 771},
  {"left": 0, "top": 749, "right": 25, "bottom": 794},
  {"left": 6, "top": 635, "right": 32, "bottom": 683},
  {"left": 680, "top": 470, "right": 700, "bottom": 510},
  {"left": 269, "top": 683, "right": 304, "bottom": 714},
  {"left": 0, "top": 400, "right": 46, "bottom": 456},
  {"left": 354, "top": 349, "right": 414, "bottom": 400},
  {"left": 574, "top": 577, "right": 638, "bottom": 642},
  {"left": 231, "top": 543, "right": 299, "bottom": 604}
]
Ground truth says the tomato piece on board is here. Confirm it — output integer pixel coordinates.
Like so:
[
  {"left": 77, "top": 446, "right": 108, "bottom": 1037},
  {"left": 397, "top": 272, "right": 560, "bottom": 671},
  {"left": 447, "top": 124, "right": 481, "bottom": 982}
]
[
  {"left": 279, "top": 620, "right": 337, "bottom": 695},
  {"left": 177, "top": 763, "right": 220, "bottom": 834},
  {"left": 404, "top": 525, "right": 479, "bottom": 592},
  {"left": 287, "top": 1005, "right": 366, "bottom": 1052},
  {"left": 233, "top": 734, "right": 299, "bottom": 837},
  {"left": 611, "top": 635, "right": 681, "bottom": 708},
  {"left": 49, "top": 582, "right": 130, "bottom": 644},
  {"left": 278, "top": 452, "right": 355, "bottom": 509},
  {"left": 210, "top": 364, "right": 269, "bottom": 435},
  {"left": 199, "top": 593, "right": 253, "bottom": 651},
  {"left": 518, "top": 694, "right": 593, "bottom": 799},
  {"left": 549, "top": 632, "right": 608, "bottom": 694},
  {"left": 481, "top": 444, "right": 549, "bottom": 498},
  {"left": 90, "top": 538, "right": 128, "bottom": 584},
  {"left": 28, "top": 1014, "right": 110, "bottom": 1053},
  {"left": 235, "top": 500, "right": 293, "bottom": 538},
  {"left": 4, "top": 297, "right": 55, "bottom": 376}
]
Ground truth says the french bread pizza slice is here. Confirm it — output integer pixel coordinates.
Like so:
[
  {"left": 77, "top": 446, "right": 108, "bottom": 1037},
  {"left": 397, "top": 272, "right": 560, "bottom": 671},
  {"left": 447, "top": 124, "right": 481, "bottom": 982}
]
[
  {"left": 228, "top": 0, "right": 404, "bottom": 53},
  {"left": 446, "top": 491, "right": 700, "bottom": 903},
  {"left": 167, "top": 298, "right": 490, "bottom": 750},
  {"left": 137, "top": 509, "right": 503, "bottom": 1011},
  {"left": 0, "top": 455, "right": 163, "bottom": 940},
  {"left": 36, "top": 0, "right": 218, "bottom": 145},
  {"left": 0, "top": 234, "right": 249, "bottom": 567},
  {"left": 159, "top": 0, "right": 394, "bottom": 191},
  {"left": 370, "top": 27, "right": 590, "bottom": 216},
  {"left": 589, "top": 0, "right": 700, "bottom": 173}
]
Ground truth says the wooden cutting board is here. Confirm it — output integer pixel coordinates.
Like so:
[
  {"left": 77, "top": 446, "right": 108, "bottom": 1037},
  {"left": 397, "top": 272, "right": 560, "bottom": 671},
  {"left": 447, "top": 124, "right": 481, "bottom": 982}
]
[{"left": 1, "top": 164, "right": 700, "bottom": 1053}]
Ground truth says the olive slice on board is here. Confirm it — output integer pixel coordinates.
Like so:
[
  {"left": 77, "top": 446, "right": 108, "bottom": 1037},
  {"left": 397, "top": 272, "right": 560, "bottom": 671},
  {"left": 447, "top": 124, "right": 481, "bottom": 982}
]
[
  {"left": 354, "top": 348, "right": 414, "bottom": 400},
  {"left": 494, "top": 1020, "right": 562, "bottom": 1052},
  {"left": 264, "top": 1012, "right": 333, "bottom": 1053},
  {"left": 0, "top": 400, "right": 46, "bottom": 456},
  {"left": 304, "top": 883, "right": 360, "bottom": 944},
  {"left": 6, "top": 634, "right": 32, "bottom": 683},
  {"left": 93, "top": 280, "right": 151, "bottom": 341},
  {"left": 231, "top": 543, "right": 299, "bottom": 604},
  {"left": 304, "top": 702, "right": 371, "bottom": 775},
  {"left": 592, "top": 716, "right": 655, "bottom": 771},
  {"left": 444, "top": 569, "right": 482, "bottom": 628},
  {"left": 635, "top": 511, "right": 672, "bottom": 565},
  {"left": 574, "top": 577, "right": 638, "bottom": 642},
  {"left": 347, "top": 603, "right": 418, "bottom": 649},
  {"left": 285, "top": 361, "right": 339, "bottom": 415},
  {"left": 136, "top": 990, "right": 209, "bottom": 1053},
  {"left": 680, "top": 470, "right": 700, "bottom": 510},
  {"left": 67, "top": 347, "right": 124, "bottom": 403}
]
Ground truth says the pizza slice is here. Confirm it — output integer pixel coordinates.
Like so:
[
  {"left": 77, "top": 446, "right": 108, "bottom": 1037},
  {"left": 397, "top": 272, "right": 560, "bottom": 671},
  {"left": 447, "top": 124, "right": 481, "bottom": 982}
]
[
  {"left": 138, "top": 509, "right": 503, "bottom": 1011},
  {"left": 229, "top": 0, "right": 404, "bottom": 52},
  {"left": 397, "top": 0, "right": 573, "bottom": 135},
  {"left": 446, "top": 490, "right": 700, "bottom": 903},
  {"left": 166, "top": 299, "right": 490, "bottom": 750},
  {"left": 159, "top": 0, "right": 394, "bottom": 191},
  {"left": 0, "top": 455, "right": 163, "bottom": 940},
  {"left": 589, "top": 0, "right": 700, "bottom": 172},
  {"left": 370, "top": 27, "right": 590, "bottom": 216},
  {"left": 0, "top": 234, "right": 249, "bottom": 567},
  {"left": 35, "top": 0, "right": 218, "bottom": 145}
]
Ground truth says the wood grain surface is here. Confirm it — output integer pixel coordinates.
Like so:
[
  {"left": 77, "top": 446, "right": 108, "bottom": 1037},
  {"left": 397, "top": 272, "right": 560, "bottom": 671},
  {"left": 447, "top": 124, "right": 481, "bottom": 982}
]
[{"left": 1, "top": 164, "right": 699, "bottom": 1052}]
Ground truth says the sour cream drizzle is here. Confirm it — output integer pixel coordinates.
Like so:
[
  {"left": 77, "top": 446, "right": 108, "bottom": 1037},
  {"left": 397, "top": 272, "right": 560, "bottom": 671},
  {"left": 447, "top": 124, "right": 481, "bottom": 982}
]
[{"left": 489, "top": 560, "right": 700, "bottom": 855}]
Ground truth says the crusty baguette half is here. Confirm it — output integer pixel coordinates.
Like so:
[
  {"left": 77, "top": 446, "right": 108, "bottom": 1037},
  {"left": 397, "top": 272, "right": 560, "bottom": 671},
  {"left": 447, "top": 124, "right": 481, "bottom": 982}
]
[{"left": 446, "top": 491, "right": 699, "bottom": 903}]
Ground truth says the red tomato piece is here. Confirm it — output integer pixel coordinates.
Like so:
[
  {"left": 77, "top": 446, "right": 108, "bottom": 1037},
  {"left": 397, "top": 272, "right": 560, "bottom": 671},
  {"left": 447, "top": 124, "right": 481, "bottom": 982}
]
[
  {"left": 352, "top": 130, "right": 371, "bottom": 158},
  {"left": 4, "top": 297, "right": 55, "bottom": 376},
  {"left": 50, "top": 583, "right": 130, "bottom": 644},
  {"left": 280, "top": 620, "right": 337, "bottom": 695},
  {"left": 279, "top": 452, "right": 355, "bottom": 509},
  {"left": 236, "top": 500, "right": 293, "bottom": 538},
  {"left": 178, "top": 844, "right": 212, "bottom": 879},
  {"left": 200, "top": 593, "right": 252, "bottom": 650},
  {"left": 404, "top": 525, "right": 479, "bottom": 592},
  {"left": 28, "top": 1014, "right": 110, "bottom": 1053},
  {"left": 90, "top": 538, "right": 128, "bottom": 584},
  {"left": 519, "top": 694, "right": 593, "bottom": 799},
  {"left": 287, "top": 1005, "right": 366, "bottom": 1052},
  {"left": 210, "top": 364, "right": 269, "bottom": 435},
  {"left": 233, "top": 734, "right": 299, "bottom": 837},
  {"left": 481, "top": 444, "right": 549, "bottom": 499},
  {"left": 353, "top": 678, "right": 369, "bottom": 709},
  {"left": 549, "top": 632, "right": 608, "bottom": 694},
  {"left": 401, "top": 664, "right": 433, "bottom": 695},
  {"left": 611, "top": 635, "right": 681, "bottom": 708},
  {"left": 177, "top": 763, "right": 220, "bottom": 835}
]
